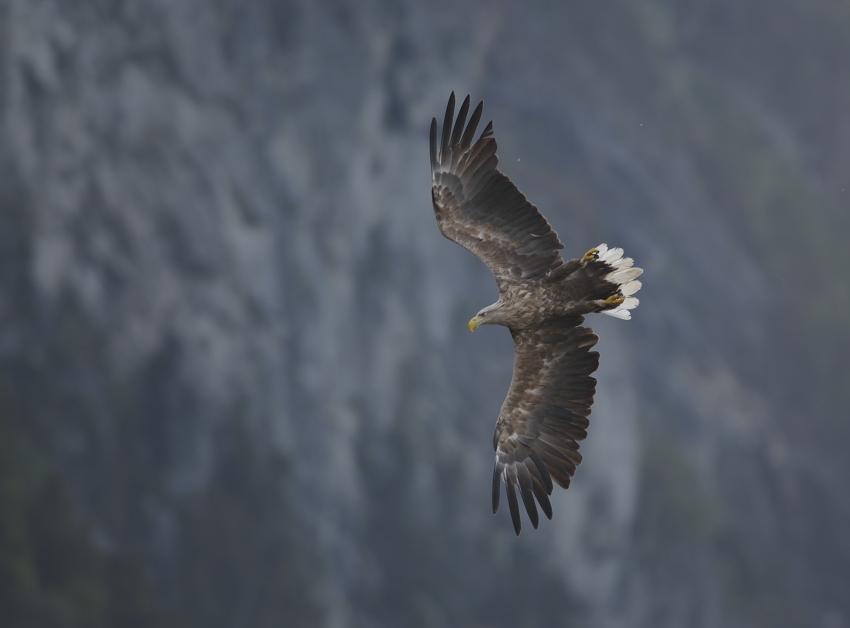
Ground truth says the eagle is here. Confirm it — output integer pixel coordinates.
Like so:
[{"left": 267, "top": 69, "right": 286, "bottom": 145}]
[{"left": 430, "top": 93, "right": 643, "bottom": 535}]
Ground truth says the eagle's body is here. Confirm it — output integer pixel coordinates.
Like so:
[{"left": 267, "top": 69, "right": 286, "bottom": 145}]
[{"left": 430, "top": 93, "right": 643, "bottom": 535}]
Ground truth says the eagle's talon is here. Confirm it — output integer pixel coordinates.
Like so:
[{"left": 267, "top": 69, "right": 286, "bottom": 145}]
[
  {"left": 581, "top": 248, "right": 599, "bottom": 263},
  {"left": 602, "top": 294, "right": 625, "bottom": 307}
]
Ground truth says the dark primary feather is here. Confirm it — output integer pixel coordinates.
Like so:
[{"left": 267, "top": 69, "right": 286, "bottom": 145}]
[
  {"left": 492, "top": 317, "right": 599, "bottom": 535},
  {"left": 430, "top": 93, "right": 564, "bottom": 290}
]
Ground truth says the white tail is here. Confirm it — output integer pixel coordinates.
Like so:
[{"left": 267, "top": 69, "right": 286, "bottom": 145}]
[{"left": 595, "top": 243, "right": 643, "bottom": 320}]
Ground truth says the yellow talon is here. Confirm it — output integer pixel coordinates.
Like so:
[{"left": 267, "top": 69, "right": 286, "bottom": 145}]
[
  {"left": 602, "top": 294, "right": 625, "bottom": 307},
  {"left": 582, "top": 248, "right": 599, "bottom": 263}
]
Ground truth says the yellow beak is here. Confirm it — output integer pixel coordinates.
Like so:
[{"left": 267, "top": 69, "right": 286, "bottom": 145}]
[{"left": 468, "top": 316, "right": 484, "bottom": 331}]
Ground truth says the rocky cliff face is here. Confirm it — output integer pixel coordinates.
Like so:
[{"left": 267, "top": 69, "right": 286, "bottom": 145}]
[{"left": 2, "top": 1, "right": 848, "bottom": 627}]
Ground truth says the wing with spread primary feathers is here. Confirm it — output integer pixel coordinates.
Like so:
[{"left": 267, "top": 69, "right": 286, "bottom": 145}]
[
  {"left": 430, "top": 93, "right": 564, "bottom": 289},
  {"left": 492, "top": 317, "right": 599, "bottom": 535}
]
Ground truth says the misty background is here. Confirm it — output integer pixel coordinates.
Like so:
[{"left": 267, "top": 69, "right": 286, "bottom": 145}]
[{"left": 1, "top": 1, "right": 849, "bottom": 626}]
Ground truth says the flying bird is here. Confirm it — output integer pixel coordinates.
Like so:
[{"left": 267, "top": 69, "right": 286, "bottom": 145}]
[{"left": 430, "top": 93, "right": 643, "bottom": 535}]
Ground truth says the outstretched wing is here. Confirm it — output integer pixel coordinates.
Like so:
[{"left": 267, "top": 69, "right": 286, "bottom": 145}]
[
  {"left": 430, "top": 93, "right": 564, "bottom": 289},
  {"left": 492, "top": 317, "right": 600, "bottom": 535}
]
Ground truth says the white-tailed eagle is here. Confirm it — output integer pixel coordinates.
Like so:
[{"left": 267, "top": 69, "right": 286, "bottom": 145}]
[{"left": 430, "top": 93, "right": 643, "bottom": 535}]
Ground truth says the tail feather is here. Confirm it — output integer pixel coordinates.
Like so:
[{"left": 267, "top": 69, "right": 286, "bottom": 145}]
[{"left": 595, "top": 243, "right": 643, "bottom": 320}]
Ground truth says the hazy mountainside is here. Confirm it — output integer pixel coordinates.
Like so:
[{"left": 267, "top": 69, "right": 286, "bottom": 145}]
[{"left": 1, "top": 1, "right": 848, "bottom": 627}]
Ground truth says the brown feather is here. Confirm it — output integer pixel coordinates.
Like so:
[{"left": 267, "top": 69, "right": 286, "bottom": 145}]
[
  {"left": 460, "top": 100, "right": 484, "bottom": 151},
  {"left": 506, "top": 473, "right": 521, "bottom": 535},
  {"left": 527, "top": 463, "right": 553, "bottom": 520},
  {"left": 492, "top": 460, "right": 501, "bottom": 514},
  {"left": 515, "top": 464, "right": 539, "bottom": 529}
]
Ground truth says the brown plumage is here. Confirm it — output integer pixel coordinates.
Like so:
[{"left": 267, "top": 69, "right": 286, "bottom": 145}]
[{"left": 430, "top": 93, "right": 643, "bottom": 535}]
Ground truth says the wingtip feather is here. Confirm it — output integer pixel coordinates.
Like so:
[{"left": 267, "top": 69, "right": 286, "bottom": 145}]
[
  {"left": 440, "top": 92, "right": 455, "bottom": 163},
  {"left": 528, "top": 450, "right": 553, "bottom": 494},
  {"left": 505, "top": 480, "right": 521, "bottom": 536},
  {"left": 516, "top": 464, "right": 539, "bottom": 529},
  {"left": 492, "top": 461, "right": 502, "bottom": 514},
  {"left": 460, "top": 100, "right": 484, "bottom": 151},
  {"left": 429, "top": 117, "right": 438, "bottom": 173},
  {"left": 450, "top": 95, "right": 471, "bottom": 152}
]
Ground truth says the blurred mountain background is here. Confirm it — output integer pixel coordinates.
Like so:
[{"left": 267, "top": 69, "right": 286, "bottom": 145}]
[{"left": 1, "top": 1, "right": 849, "bottom": 626}]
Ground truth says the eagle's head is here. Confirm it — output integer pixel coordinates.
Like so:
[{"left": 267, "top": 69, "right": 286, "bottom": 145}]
[{"left": 468, "top": 302, "right": 504, "bottom": 331}]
